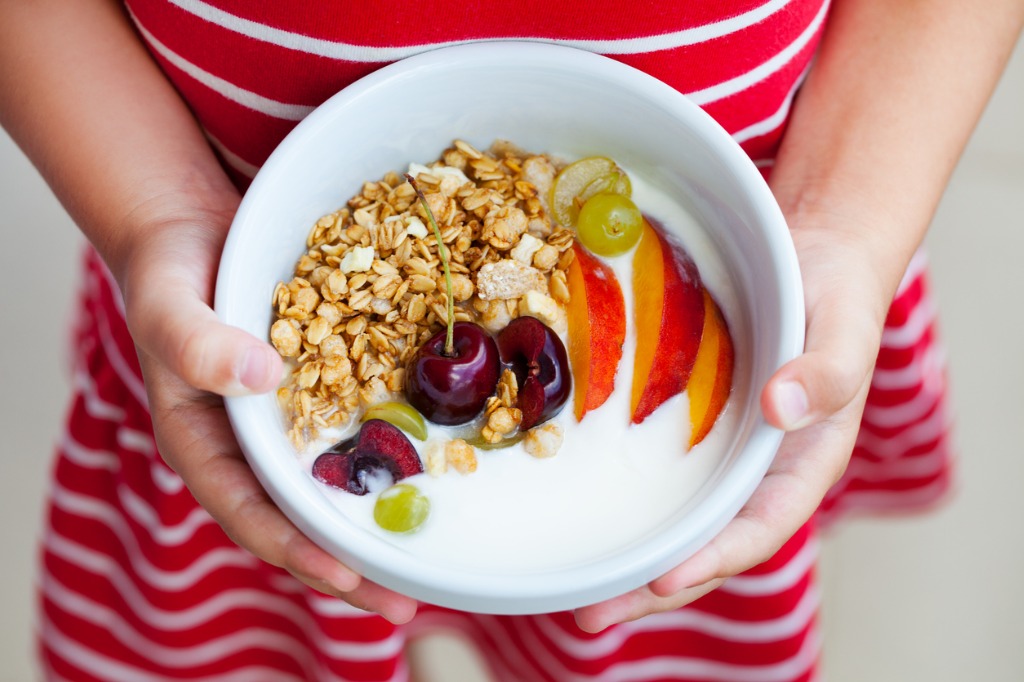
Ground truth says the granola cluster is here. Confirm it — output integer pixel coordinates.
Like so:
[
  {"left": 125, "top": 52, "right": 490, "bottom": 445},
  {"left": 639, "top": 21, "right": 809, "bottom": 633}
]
[{"left": 270, "top": 140, "right": 576, "bottom": 454}]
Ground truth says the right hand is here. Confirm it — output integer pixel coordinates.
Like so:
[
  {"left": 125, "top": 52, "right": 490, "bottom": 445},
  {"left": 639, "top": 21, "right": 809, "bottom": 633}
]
[{"left": 115, "top": 189, "right": 419, "bottom": 624}]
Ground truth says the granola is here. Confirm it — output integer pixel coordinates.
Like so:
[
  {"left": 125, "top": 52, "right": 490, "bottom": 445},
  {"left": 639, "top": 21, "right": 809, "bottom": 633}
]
[{"left": 271, "top": 140, "right": 572, "bottom": 455}]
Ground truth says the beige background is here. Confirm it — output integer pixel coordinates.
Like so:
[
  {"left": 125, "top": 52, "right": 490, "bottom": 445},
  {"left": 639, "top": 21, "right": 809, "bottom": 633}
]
[{"left": 1, "top": 40, "right": 1021, "bottom": 682}]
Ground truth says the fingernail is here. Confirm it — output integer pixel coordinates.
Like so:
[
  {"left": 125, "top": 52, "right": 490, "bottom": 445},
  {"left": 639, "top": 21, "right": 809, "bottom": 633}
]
[
  {"left": 239, "top": 346, "right": 275, "bottom": 391},
  {"left": 775, "top": 381, "right": 810, "bottom": 430}
]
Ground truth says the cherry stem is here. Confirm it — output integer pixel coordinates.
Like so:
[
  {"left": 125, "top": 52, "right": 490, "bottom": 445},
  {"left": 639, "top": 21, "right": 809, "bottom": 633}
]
[{"left": 406, "top": 173, "right": 455, "bottom": 356}]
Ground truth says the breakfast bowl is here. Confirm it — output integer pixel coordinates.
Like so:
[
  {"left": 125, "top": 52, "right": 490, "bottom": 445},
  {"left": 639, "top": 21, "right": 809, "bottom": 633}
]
[{"left": 215, "top": 42, "right": 804, "bottom": 615}]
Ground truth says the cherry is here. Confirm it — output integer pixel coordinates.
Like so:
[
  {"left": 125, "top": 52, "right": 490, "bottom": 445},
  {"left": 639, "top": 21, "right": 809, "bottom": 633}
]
[
  {"left": 312, "top": 419, "right": 423, "bottom": 495},
  {"left": 496, "top": 316, "right": 571, "bottom": 430},
  {"left": 405, "top": 321, "right": 501, "bottom": 425}
]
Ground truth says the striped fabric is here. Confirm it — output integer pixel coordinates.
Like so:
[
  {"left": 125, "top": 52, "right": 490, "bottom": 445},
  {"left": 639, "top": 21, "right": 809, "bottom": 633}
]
[{"left": 37, "top": 1, "right": 953, "bottom": 680}]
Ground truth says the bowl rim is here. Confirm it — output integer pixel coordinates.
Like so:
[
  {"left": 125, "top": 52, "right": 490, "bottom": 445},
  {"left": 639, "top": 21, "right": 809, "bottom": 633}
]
[{"left": 216, "top": 40, "right": 805, "bottom": 614}]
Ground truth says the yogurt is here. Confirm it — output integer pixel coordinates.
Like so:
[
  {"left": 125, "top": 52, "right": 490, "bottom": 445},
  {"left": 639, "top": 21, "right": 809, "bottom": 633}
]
[{"left": 298, "top": 174, "right": 742, "bottom": 574}]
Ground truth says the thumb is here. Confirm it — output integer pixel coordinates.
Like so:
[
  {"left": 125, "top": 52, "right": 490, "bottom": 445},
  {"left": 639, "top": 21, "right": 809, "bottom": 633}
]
[
  {"left": 762, "top": 284, "right": 881, "bottom": 432},
  {"left": 128, "top": 275, "right": 282, "bottom": 396}
]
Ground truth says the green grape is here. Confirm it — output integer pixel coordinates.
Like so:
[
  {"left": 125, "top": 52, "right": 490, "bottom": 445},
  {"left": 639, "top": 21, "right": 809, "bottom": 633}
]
[
  {"left": 576, "top": 193, "right": 643, "bottom": 256},
  {"left": 374, "top": 483, "right": 430, "bottom": 533},
  {"left": 361, "top": 401, "right": 428, "bottom": 440}
]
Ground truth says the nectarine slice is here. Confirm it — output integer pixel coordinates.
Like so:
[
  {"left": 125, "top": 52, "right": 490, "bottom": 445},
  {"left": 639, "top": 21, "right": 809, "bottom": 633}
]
[
  {"left": 566, "top": 244, "right": 625, "bottom": 420},
  {"left": 687, "top": 289, "right": 734, "bottom": 448},
  {"left": 630, "top": 218, "right": 705, "bottom": 424}
]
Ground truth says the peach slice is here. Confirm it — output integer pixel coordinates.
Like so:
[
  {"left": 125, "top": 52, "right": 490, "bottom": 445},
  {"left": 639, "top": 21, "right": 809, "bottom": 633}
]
[
  {"left": 566, "top": 243, "right": 626, "bottom": 420},
  {"left": 687, "top": 289, "right": 734, "bottom": 448},
  {"left": 630, "top": 218, "right": 705, "bottom": 424}
]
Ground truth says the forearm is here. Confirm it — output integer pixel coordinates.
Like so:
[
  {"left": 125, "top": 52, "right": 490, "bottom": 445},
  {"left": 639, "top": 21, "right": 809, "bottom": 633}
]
[
  {"left": 0, "top": 0, "right": 237, "bottom": 283},
  {"left": 772, "top": 0, "right": 1024, "bottom": 302}
]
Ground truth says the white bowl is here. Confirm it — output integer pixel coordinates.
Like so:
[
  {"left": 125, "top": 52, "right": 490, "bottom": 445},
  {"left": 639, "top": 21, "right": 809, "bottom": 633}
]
[{"left": 216, "top": 42, "right": 804, "bottom": 614}]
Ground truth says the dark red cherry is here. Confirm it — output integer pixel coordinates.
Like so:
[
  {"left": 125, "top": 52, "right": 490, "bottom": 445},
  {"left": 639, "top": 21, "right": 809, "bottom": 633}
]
[
  {"left": 405, "top": 321, "right": 501, "bottom": 425},
  {"left": 496, "top": 316, "right": 571, "bottom": 429},
  {"left": 312, "top": 419, "right": 423, "bottom": 496}
]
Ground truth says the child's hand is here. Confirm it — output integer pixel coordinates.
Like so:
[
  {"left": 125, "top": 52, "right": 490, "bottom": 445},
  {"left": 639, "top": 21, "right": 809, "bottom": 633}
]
[
  {"left": 573, "top": 217, "right": 888, "bottom": 633},
  {"left": 119, "top": 197, "right": 419, "bottom": 624}
]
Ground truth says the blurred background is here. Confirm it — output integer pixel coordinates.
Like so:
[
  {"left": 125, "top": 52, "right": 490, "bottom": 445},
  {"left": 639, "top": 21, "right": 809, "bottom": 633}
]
[{"left": 1, "top": 39, "right": 1021, "bottom": 682}]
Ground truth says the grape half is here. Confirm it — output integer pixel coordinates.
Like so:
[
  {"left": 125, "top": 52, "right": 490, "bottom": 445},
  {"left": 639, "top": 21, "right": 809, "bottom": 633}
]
[
  {"left": 373, "top": 483, "right": 430, "bottom": 533},
  {"left": 576, "top": 193, "right": 643, "bottom": 256}
]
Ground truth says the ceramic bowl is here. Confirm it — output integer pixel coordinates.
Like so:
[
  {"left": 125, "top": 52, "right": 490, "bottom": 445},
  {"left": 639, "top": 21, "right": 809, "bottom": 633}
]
[{"left": 216, "top": 42, "right": 804, "bottom": 614}]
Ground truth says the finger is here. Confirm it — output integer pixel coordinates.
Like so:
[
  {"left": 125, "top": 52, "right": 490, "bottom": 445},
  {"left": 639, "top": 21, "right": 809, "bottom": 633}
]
[
  {"left": 649, "top": 389, "right": 866, "bottom": 597},
  {"left": 122, "top": 227, "right": 284, "bottom": 393},
  {"left": 339, "top": 580, "right": 419, "bottom": 625},
  {"left": 128, "top": 274, "right": 282, "bottom": 396},
  {"left": 229, "top": 472, "right": 417, "bottom": 622},
  {"left": 146, "top": 359, "right": 419, "bottom": 620},
  {"left": 198, "top": 424, "right": 417, "bottom": 621},
  {"left": 574, "top": 580, "right": 724, "bottom": 633},
  {"left": 762, "top": 276, "right": 881, "bottom": 432},
  {"left": 120, "top": 217, "right": 282, "bottom": 396},
  {"left": 143, "top": 358, "right": 362, "bottom": 595}
]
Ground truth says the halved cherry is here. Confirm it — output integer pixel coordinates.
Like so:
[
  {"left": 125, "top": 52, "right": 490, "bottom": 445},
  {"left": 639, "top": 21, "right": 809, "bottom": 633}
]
[
  {"left": 312, "top": 419, "right": 423, "bottom": 496},
  {"left": 496, "top": 316, "right": 571, "bottom": 430}
]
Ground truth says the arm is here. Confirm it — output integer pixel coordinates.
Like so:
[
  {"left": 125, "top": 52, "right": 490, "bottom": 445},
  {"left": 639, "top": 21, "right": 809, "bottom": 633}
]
[
  {"left": 0, "top": 0, "right": 416, "bottom": 622},
  {"left": 575, "top": 0, "right": 1024, "bottom": 630}
]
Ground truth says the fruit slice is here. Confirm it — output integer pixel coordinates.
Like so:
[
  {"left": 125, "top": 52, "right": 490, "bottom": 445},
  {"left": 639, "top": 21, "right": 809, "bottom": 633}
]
[
  {"left": 630, "top": 218, "right": 705, "bottom": 424},
  {"left": 374, "top": 483, "right": 430, "bottom": 533},
  {"left": 687, "top": 289, "right": 734, "bottom": 448},
  {"left": 566, "top": 243, "right": 626, "bottom": 421},
  {"left": 361, "top": 401, "right": 428, "bottom": 441},
  {"left": 550, "top": 156, "right": 631, "bottom": 228},
  {"left": 312, "top": 420, "right": 423, "bottom": 495}
]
